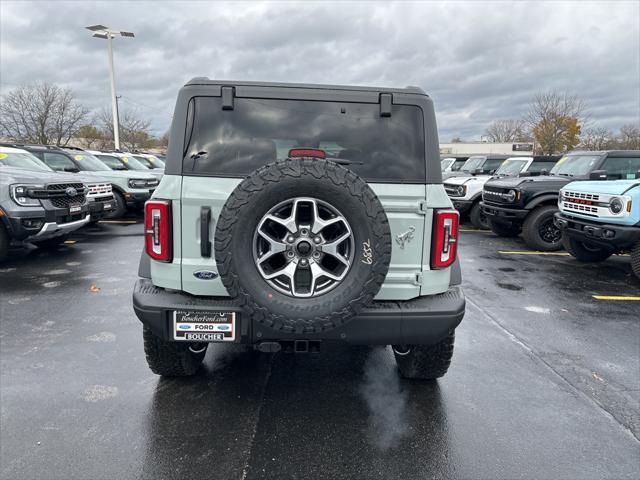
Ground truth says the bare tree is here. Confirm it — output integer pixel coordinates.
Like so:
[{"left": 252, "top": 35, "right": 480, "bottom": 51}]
[
  {"left": 581, "top": 126, "right": 615, "bottom": 151},
  {"left": 99, "top": 108, "right": 154, "bottom": 151},
  {"left": 524, "top": 91, "right": 588, "bottom": 154},
  {"left": 0, "top": 82, "right": 88, "bottom": 146},
  {"left": 158, "top": 129, "right": 170, "bottom": 148},
  {"left": 484, "top": 119, "right": 529, "bottom": 142},
  {"left": 617, "top": 124, "right": 640, "bottom": 150}
]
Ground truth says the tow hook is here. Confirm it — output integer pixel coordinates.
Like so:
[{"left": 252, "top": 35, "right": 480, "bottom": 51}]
[{"left": 188, "top": 343, "right": 208, "bottom": 354}]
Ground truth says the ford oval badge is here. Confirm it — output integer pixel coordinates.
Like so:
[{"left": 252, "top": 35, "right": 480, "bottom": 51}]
[
  {"left": 193, "top": 270, "right": 219, "bottom": 280},
  {"left": 179, "top": 325, "right": 191, "bottom": 330},
  {"left": 217, "top": 325, "right": 230, "bottom": 331}
]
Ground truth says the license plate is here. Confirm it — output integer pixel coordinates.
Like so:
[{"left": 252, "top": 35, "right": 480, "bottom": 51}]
[
  {"left": 103, "top": 203, "right": 112, "bottom": 210},
  {"left": 173, "top": 310, "right": 236, "bottom": 342},
  {"left": 69, "top": 205, "right": 81, "bottom": 214}
]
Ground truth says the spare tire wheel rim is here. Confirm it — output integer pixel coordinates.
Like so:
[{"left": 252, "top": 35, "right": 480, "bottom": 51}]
[{"left": 253, "top": 197, "right": 355, "bottom": 297}]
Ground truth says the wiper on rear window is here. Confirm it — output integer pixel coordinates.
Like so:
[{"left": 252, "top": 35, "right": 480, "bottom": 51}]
[{"left": 190, "top": 151, "right": 208, "bottom": 172}]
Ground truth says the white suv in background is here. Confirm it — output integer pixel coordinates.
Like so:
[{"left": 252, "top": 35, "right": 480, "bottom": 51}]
[{"left": 444, "top": 156, "right": 560, "bottom": 228}]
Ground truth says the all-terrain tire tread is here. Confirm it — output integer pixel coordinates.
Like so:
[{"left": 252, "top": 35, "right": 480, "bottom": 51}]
[
  {"left": 470, "top": 201, "right": 489, "bottom": 229},
  {"left": 109, "top": 191, "right": 127, "bottom": 219},
  {"left": 631, "top": 241, "right": 640, "bottom": 279},
  {"left": 214, "top": 158, "right": 391, "bottom": 333},
  {"left": 522, "top": 205, "right": 562, "bottom": 251},
  {"left": 394, "top": 332, "right": 455, "bottom": 380},
  {"left": 0, "top": 223, "right": 8, "bottom": 262},
  {"left": 562, "top": 236, "right": 612, "bottom": 262},
  {"left": 143, "top": 326, "right": 205, "bottom": 376}
]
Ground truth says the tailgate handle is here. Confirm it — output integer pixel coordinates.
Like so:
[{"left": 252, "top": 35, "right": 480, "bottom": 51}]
[{"left": 200, "top": 206, "right": 212, "bottom": 257}]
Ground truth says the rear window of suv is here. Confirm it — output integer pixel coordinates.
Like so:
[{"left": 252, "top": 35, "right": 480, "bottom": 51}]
[{"left": 182, "top": 97, "right": 426, "bottom": 183}]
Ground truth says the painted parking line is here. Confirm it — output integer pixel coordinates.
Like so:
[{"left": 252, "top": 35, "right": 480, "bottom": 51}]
[
  {"left": 63, "top": 240, "right": 77, "bottom": 244},
  {"left": 97, "top": 220, "right": 138, "bottom": 224},
  {"left": 593, "top": 295, "right": 640, "bottom": 301},
  {"left": 498, "top": 251, "right": 571, "bottom": 256}
]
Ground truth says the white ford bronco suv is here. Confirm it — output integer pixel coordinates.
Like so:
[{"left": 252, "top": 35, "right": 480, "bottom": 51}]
[{"left": 133, "top": 80, "right": 465, "bottom": 379}]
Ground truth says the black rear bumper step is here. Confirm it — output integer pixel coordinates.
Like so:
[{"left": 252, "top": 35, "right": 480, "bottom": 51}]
[{"left": 132, "top": 279, "right": 465, "bottom": 346}]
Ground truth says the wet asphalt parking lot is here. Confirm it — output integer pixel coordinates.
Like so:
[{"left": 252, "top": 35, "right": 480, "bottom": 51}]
[{"left": 1, "top": 217, "right": 639, "bottom": 480}]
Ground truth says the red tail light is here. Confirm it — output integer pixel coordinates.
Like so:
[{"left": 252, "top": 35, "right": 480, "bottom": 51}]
[
  {"left": 145, "top": 200, "right": 172, "bottom": 262},
  {"left": 288, "top": 148, "right": 326, "bottom": 159},
  {"left": 431, "top": 210, "right": 459, "bottom": 269}
]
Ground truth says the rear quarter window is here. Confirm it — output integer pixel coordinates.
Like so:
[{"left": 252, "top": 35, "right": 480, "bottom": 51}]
[
  {"left": 182, "top": 96, "right": 426, "bottom": 183},
  {"left": 601, "top": 156, "right": 640, "bottom": 180}
]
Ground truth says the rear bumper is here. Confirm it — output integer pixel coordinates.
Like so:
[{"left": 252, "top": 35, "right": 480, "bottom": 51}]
[
  {"left": 480, "top": 201, "right": 528, "bottom": 224},
  {"left": 554, "top": 213, "right": 640, "bottom": 250},
  {"left": 132, "top": 278, "right": 465, "bottom": 346}
]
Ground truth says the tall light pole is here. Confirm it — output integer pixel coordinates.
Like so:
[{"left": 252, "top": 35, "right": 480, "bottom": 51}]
[{"left": 86, "top": 25, "right": 134, "bottom": 151}]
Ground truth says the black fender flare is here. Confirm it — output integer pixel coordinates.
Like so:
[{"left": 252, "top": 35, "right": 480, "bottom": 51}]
[{"left": 525, "top": 194, "right": 558, "bottom": 211}]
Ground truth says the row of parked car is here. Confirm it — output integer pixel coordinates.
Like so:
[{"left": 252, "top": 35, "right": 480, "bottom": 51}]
[
  {"left": 442, "top": 151, "right": 640, "bottom": 278},
  {"left": 0, "top": 144, "right": 165, "bottom": 261}
]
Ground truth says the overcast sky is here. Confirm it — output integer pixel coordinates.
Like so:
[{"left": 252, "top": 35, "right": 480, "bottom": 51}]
[{"left": 1, "top": 1, "right": 638, "bottom": 140}]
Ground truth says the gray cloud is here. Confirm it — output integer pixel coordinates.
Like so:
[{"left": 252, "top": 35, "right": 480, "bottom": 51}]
[{"left": 1, "top": 1, "right": 638, "bottom": 139}]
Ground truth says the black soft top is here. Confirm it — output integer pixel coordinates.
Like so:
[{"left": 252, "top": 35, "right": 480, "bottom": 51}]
[{"left": 566, "top": 150, "right": 638, "bottom": 158}]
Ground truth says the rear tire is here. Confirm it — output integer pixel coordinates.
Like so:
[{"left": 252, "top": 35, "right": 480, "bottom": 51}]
[
  {"left": 143, "top": 326, "right": 206, "bottom": 376},
  {"left": 108, "top": 191, "right": 127, "bottom": 219},
  {"left": 469, "top": 202, "right": 489, "bottom": 229},
  {"left": 562, "top": 236, "right": 612, "bottom": 263},
  {"left": 489, "top": 220, "right": 522, "bottom": 238},
  {"left": 0, "top": 223, "right": 9, "bottom": 262},
  {"left": 631, "top": 241, "right": 640, "bottom": 280},
  {"left": 522, "top": 205, "right": 562, "bottom": 251},
  {"left": 393, "top": 332, "right": 455, "bottom": 380}
]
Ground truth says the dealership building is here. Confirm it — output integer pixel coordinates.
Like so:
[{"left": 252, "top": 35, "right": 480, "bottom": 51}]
[{"left": 440, "top": 142, "right": 534, "bottom": 157}]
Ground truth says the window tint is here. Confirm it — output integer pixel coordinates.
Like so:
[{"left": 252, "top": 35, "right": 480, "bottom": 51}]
[
  {"left": 96, "top": 154, "right": 128, "bottom": 170},
  {"left": 43, "top": 152, "right": 76, "bottom": 171},
  {"left": 183, "top": 97, "right": 426, "bottom": 183},
  {"left": 133, "top": 155, "right": 155, "bottom": 168},
  {"left": 63, "top": 151, "right": 111, "bottom": 171},
  {"left": 482, "top": 159, "right": 505, "bottom": 174},
  {"left": 528, "top": 161, "right": 556, "bottom": 173},
  {"left": 119, "top": 155, "right": 149, "bottom": 171},
  {"left": 452, "top": 159, "right": 466, "bottom": 171},
  {"left": 601, "top": 156, "right": 640, "bottom": 180}
]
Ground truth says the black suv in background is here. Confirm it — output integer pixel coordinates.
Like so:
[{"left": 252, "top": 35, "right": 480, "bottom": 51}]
[{"left": 481, "top": 151, "right": 640, "bottom": 251}]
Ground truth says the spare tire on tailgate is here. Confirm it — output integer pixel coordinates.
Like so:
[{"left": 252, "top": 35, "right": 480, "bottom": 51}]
[{"left": 215, "top": 157, "right": 391, "bottom": 334}]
